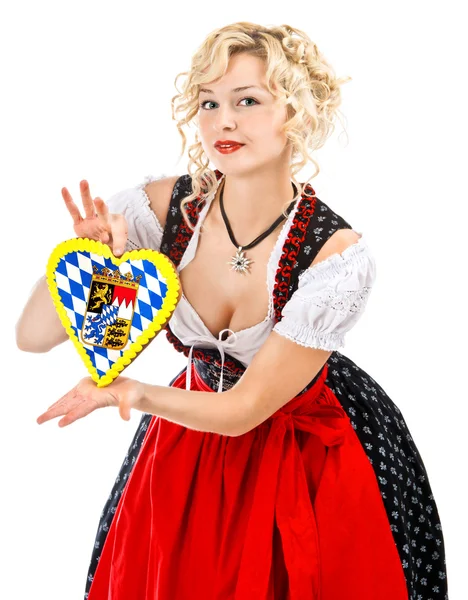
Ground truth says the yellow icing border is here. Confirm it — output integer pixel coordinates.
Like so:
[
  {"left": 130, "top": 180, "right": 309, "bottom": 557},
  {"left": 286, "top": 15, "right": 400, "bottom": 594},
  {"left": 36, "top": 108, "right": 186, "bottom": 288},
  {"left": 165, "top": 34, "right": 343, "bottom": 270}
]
[{"left": 46, "top": 238, "right": 181, "bottom": 387}]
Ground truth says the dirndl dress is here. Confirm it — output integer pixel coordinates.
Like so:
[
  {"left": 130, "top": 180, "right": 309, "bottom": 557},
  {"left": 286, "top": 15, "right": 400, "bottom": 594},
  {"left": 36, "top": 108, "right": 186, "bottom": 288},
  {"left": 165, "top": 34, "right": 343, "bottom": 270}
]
[{"left": 83, "top": 170, "right": 449, "bottom": 599}]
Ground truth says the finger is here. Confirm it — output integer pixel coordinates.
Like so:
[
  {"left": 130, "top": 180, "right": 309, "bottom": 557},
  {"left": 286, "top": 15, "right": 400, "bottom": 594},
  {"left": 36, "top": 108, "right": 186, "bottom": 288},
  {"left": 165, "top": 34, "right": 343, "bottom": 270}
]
[
  {"left": 45, "top": 384, "right": 81, "bottom": 411},
  {"left": 94, "top": 197, "right": 109, "bottom": 221},
  {"left": 80, "top": 180, "right": 97, "bottom": 220},
  {"left": 62, "top": 187, "right": 83, "bottom": 225},
  {"left": 94, "top": 198, "right": 111, "bottom": 243},
  {"left": 110, "top": 214, "right": 128, "bottom": 257},
  {"left": 57, "top": 400, "right": 97, "bottom": 427},
  {"left": 37, "top": 404, "right": 67, "bottom": 424},
  {"left": 119, "top": 398, "right": 131, "bottom": 421},
  {"left": 37, "top": 388, "right": 79, "bottom": 424}
]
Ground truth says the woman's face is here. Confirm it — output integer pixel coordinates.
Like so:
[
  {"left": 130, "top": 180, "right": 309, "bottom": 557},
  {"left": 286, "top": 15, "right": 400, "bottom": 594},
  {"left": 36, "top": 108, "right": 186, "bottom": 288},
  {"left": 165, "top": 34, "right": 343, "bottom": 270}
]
[{"left": 197, "top": 53, "right": 292, "bottom": 175}]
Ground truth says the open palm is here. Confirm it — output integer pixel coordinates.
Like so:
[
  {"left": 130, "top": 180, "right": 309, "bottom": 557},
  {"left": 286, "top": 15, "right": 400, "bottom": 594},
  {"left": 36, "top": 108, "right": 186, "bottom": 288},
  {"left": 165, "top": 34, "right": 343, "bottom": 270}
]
[{"left": 36, "top": 376, "right": 146, "bottom": 427}]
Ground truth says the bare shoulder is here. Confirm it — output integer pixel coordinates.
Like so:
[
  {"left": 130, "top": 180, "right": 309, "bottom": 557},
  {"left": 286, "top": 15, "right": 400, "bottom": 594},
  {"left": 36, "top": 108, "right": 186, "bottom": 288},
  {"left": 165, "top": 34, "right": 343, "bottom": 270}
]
[
  {"left": 309, "top": 228, "right": 362, "bottom": 268},
  {"left": 143, "top": 175, "right": 181, "bottom": 231}
]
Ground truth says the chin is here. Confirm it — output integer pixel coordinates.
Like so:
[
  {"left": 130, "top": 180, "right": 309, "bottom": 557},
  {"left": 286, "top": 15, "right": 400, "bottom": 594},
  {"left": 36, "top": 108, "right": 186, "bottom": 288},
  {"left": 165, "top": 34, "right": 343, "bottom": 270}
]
[{"left": 212, "top": 156, "right": 273, "bottom": 178}]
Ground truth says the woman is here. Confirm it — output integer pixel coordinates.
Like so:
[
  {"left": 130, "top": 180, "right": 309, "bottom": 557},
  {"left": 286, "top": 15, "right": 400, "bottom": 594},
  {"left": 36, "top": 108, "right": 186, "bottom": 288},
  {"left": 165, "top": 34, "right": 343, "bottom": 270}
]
[{"left": 17, "top": 22, "right": 449, "bottom": 600}]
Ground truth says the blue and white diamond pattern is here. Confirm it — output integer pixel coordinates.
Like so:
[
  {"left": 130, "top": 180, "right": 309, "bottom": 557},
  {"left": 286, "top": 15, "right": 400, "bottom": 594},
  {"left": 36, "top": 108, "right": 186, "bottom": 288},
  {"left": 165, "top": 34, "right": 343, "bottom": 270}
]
[
  {"left": 101, "top": 304, "right": 119, "bottom": 325},
  {"left": 54, "top": 250, "right": 168, "bottom": 379}
]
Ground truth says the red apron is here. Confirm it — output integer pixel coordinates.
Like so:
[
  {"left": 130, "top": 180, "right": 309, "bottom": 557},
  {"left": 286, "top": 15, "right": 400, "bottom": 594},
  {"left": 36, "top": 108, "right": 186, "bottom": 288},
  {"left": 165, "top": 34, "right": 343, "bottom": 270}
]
[{"left": 87, "top": 362, "right": 408, "bottom": 599}]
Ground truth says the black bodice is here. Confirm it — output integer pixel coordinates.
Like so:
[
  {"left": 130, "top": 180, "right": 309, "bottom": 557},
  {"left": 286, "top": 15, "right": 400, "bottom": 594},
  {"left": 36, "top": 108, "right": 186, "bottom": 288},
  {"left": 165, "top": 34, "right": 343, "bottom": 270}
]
[{"left": 158, "top": 169, "right": 353, "bottom": 392}]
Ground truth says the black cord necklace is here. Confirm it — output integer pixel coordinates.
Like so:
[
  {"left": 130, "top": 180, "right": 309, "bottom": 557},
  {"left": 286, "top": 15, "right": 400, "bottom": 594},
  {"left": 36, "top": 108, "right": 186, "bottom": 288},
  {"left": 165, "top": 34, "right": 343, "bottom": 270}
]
[{"left": 219, "top": 179, "right": 299, "bottom": 274}]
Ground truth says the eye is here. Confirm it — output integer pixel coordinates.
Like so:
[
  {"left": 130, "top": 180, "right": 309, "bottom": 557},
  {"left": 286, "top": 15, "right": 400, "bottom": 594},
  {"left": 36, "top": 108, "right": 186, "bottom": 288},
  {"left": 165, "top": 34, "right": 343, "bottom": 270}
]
[
  {"left": 239, "top": 97, "right": 259, "bottom": 107},
  {"left": 199, "top": 97, "right": 259, "bottom": 110}
]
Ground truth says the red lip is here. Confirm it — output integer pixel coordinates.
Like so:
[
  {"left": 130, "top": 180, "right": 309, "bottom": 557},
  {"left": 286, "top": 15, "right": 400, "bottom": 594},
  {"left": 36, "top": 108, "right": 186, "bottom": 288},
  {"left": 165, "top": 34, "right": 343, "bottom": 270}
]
[
  {"left": 215, "top": 144, "right": 244, "bottom": 154},
  {"left": 214, "top": 140, "right": 245, "bottom": 147}
]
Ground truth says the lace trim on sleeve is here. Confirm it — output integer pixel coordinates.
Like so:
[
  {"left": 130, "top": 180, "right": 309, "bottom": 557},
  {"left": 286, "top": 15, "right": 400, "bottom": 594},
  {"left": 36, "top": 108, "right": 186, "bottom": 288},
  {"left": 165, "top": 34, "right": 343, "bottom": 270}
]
[{"left": 292, "top": 286, "right": 373, "bottom": 317}]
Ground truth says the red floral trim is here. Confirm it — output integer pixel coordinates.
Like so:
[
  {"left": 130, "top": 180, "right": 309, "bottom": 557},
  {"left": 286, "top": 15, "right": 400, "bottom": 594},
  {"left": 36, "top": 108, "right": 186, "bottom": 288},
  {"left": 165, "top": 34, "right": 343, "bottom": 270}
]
[
  {"left": 167, "top": 169, "right": 224, "bottom": 266},
  {"left": 272, "top": 185, "right": 317, "bottom": 322},
  {"left": 167, "top": 199, "right": 203, "bottom": 265}
]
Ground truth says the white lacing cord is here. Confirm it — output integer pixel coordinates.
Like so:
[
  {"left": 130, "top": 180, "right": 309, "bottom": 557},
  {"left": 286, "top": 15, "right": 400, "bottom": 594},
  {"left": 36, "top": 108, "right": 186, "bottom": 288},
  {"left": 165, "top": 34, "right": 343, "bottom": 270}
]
[{"left": 185, "top": 329, "right": 239, "bottom": 393}]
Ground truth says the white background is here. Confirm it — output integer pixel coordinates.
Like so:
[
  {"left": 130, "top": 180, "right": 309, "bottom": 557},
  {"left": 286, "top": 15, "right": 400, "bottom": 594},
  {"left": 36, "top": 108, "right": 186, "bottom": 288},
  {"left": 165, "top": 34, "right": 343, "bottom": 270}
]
[{"left": 2, "top": 1, "right": 466, "bottom": 598}]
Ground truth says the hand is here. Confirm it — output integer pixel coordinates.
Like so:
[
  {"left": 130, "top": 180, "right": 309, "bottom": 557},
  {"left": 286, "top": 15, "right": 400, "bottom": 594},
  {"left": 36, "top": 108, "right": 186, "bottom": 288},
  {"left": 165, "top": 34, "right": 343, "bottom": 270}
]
[
  {"left": 36, "top": 376, "right": 146, "bottom": 427},
  {"left": 61, "top": 179, "right": 128, "bottom": 257}
]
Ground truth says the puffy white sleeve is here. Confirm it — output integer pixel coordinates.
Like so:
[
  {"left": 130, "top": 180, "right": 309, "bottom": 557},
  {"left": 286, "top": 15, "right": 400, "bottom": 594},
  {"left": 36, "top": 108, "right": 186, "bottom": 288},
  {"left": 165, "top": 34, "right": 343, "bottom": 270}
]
[
  {"left": 272, "top": 236, "right": 377, "bottom": 350},
  {"left": 105, "top": 174, "right": 168, "bottom": 253}
]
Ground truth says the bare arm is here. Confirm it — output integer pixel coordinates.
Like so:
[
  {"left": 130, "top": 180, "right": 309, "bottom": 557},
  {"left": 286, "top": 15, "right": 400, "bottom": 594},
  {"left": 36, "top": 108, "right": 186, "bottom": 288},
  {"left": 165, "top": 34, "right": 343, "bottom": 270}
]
[
  {"left": 16, "top": 176, "right": 179, "bottom": 353},
  {"left": 35, "top": 230, "right": 364, "bottom": 432},
  {"left": 15, "top": 179, "right": 127, "bottom": 353},
  {"left": 15, "top": 275, "right": 69, "bottom": 352},
  {"left": 125, "top": 231, "right": 363, "bottom": 436}
]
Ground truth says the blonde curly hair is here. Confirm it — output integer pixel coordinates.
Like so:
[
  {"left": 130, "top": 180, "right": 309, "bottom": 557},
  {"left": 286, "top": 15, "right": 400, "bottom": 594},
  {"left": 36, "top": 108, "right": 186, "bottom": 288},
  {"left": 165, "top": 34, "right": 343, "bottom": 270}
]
[{"left": 171, "top": 21, "right": 351, "bottom": 230}]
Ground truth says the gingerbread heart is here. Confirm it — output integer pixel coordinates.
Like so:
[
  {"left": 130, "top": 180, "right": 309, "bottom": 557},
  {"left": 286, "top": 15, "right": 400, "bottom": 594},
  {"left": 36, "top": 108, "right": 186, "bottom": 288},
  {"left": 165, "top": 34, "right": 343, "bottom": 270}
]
[{"left": 46, "top": 238, "right": 181, "bottom": 387}]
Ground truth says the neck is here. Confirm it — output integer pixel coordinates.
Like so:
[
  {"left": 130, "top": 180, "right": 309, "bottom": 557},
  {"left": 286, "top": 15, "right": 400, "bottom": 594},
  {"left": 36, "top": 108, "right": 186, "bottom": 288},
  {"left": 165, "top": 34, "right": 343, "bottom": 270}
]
[{"left": 212, "top": 165, "right": 299, "bottom": 241}]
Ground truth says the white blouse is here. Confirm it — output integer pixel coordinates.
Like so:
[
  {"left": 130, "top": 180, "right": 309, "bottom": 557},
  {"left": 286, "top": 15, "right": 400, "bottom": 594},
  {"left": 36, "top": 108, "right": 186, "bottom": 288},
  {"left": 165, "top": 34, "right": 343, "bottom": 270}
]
[{"left": 106, "top": 174, "right": 377, "bottom": 392}]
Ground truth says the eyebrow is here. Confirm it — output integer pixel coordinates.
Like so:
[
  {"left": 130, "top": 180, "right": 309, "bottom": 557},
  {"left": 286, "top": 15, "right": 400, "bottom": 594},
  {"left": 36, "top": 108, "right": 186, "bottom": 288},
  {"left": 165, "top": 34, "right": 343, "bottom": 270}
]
[{"left": 199, "top": 85, "right": 267, "bottom": 94}]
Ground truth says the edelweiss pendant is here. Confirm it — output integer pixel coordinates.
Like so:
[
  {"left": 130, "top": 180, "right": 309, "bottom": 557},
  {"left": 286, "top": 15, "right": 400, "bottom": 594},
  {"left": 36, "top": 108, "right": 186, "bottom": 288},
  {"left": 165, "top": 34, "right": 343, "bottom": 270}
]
[{"left": 228, "top": 246, "right": 254, "bottom": 274}]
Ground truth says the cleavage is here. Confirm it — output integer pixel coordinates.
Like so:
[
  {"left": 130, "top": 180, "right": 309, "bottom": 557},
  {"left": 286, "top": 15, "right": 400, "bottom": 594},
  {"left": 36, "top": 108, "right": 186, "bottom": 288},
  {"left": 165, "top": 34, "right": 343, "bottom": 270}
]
[{"left": 178, "top": 227, "right": 278, "bottom": 339}]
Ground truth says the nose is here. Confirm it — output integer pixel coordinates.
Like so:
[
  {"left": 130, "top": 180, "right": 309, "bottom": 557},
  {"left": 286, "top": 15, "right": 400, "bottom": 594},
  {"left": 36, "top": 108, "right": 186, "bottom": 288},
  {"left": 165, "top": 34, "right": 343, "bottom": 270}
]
[{"left": 213, "top": 104, "right": 237, "bottom": 132}]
